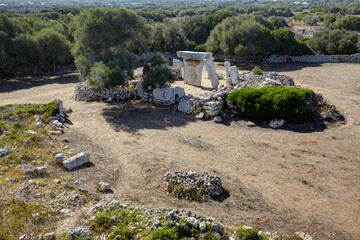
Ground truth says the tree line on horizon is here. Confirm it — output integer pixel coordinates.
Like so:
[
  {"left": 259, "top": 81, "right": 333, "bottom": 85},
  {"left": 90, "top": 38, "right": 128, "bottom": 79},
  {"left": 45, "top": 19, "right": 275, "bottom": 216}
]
[{"left": 0, "top": 5, "right": 360, "bottom": 77}]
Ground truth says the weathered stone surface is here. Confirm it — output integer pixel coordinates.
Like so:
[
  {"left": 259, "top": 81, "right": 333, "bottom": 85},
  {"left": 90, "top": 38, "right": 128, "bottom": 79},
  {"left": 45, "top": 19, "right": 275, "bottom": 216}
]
[
  {"left": 177, "top": 51, "right": 213, "bottom": 60},
  {"left": 205, "top": 60, "right": 219, "bottom": 88},
  {"left": 269, "top": 119, "right": 285, "bottom": 129},
  {"left": 63, "top": 152, "right": 90, "bottom": 170},
  {"left": 173, "top": 59, "right": 183, "bottom": 77},
  {"left": 224, "top": 61, "right": 230, "bottom": 78},
  {"left": 294, "top": 232, "right": 313, "bottom": 240},
  {"left": 226, "top": 77, "right": 233, "bottom": 87},
  {"left": 178, "top": 100, "right": 193, "bottom": 114},
  {"left": 213, "top": 116, "right": 222, "bottom": 123},
  {"left": 54, "top": 99, "right": 64, "bottom": 116},
  {"left": 164, "top": 170, "right": 223, "bottom": 201},
  {"left": 183, "top": 59, "right": 204, "bottom": 87},
  {"left": 35, "top": 167, "right": 47, "bottom": 174},
  {"left": 98, "top": 182, "right": 111, "bottom": 192},
  {"left": 174, "top": 86, "right": 185, "bottom": 99},
  {"left": 0, "top": 148, "right": 10, "bottom": 157},
  {"left": 229, "top": 66, "right": 239, "bottom": 84},
  {"left": 153, "top": 86, "right": 174, "bottom": 102},
  {"left": 67, "top": 226, "right": 91, "bottom": 238}
]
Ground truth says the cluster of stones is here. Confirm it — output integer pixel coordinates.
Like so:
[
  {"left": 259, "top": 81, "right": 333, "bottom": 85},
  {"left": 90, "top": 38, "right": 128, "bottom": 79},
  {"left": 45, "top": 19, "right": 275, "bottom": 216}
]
[
  {"left": 306, "top": 93, "right": 344, "bottom": 122},
  {"left": 74, "top": 81, "right": 138, "bottom": 102},
  {"left": 164, "top": 170, "right": 223, "bottom": 201},
  {"left": 60, "top": 201, "right": 314, "bottom": 240},
  {"left": 63, "top": 202, "right": 226, "bottom": 239}
]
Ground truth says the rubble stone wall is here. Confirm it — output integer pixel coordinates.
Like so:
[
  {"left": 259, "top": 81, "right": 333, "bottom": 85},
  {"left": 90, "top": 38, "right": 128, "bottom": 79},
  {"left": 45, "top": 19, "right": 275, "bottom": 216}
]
[{"left": 216, "top": 53, "right": 360, "bottom": 64}]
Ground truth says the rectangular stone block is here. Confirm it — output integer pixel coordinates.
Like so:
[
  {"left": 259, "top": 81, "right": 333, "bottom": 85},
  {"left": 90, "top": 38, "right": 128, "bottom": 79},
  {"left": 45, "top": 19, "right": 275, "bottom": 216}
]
[{"left": 177, "top": 51, "right": 212, "bottom": 60}]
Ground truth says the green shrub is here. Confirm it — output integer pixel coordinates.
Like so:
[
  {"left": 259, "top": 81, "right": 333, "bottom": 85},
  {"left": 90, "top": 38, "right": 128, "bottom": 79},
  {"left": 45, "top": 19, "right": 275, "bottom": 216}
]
[
  {"left": 228, "top": 86, "right": 314, "bottom": 124},
  {"left": 142, "top": 53, "right": 175, "bottom": 90},
  {"left": 146, "top": 225, "right": 179, "bottom": 240},
  {"left": 42, "top": 101, "right": 59, "bottom": 118},
  {"left": 235, "top": 226, "right": 262, "bottom": 240},
  {"left": 252, "top": 66, "right": 263, "bottom": 75}
]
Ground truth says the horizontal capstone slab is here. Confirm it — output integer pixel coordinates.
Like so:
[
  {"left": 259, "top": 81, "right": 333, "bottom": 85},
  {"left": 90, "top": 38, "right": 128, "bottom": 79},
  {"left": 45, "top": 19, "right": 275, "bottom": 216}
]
[{"left": 177, "top": 51, "right": 213, "bottom": 60}]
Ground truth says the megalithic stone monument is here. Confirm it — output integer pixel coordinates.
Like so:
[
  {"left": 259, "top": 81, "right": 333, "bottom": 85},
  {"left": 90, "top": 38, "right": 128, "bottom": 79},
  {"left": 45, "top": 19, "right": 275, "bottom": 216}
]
[{"left": 176, "top": 51, "right": 219, "bottom": 88}]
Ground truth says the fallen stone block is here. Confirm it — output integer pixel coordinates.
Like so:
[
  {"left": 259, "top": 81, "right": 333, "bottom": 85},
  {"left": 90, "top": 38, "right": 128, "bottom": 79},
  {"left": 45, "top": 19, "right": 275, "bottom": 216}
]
[{"left": 63, "top": 152, "right": 90, "bottom": 170}]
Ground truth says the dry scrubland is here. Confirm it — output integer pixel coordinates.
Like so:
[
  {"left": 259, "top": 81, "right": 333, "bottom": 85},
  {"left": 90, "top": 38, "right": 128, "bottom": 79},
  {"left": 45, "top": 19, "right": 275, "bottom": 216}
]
[{"left": 0, "top": 63, "right": 360, "bottom": 240}]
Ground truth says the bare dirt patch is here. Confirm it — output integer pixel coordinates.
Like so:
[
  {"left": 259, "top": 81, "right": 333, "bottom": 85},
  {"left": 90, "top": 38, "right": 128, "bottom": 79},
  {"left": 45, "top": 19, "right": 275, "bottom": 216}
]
[{"left": 1, "top": 63, "right": 359, "bottom": 240}]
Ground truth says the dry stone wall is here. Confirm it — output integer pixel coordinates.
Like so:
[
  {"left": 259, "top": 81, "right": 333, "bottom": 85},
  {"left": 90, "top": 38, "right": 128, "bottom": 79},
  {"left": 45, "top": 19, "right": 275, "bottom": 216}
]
[{"left": 216, "top": 53, "right": 360, "bottom": 64}]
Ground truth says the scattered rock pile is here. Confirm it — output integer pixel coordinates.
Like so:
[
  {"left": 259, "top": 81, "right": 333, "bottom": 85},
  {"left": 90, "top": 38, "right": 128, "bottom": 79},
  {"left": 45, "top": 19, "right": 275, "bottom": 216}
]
[
  {"left": 164, "top": 170, "right": 223, "bottom": 201},
  {"left": 306, "top": 93, "right": 344, "bottom": 122},
  {"left": 74, "top": 82, "right": 138, "bottom": 102},
  {"left": 236, "top": 71, "right": 295, "bottom": 88}
]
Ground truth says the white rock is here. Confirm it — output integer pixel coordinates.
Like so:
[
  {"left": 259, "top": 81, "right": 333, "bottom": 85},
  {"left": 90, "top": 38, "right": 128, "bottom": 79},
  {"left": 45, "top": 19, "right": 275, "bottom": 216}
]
[
  {"left": 178, "top": 101, "right": 193, "bottom": 114},
  {"left": 229, "top": 66, "right": 239, "bottom": 84},
  {"left": 35, "top": 167, "right": 47, "bottom": 174},
  {"left": 174, "top": 86, "right": 185, "bottom": 99},
  {"left": 55, "top": 153, "right": 67, "bottom": 163},
  {"left": 226, "top": 77, "right": 233, "bottom": 87},
  {"left": 98, "top": 182, "right": 111, "bottom": 192},
  {"left": 269, "top": 119, "right": 285, "bottom": 129},
  {"left": 294, "top": 232, "right": 313, "bottom": 240},
  {"left": 54, "top": 98, "right": 64, "bottom": 116},
  {"left": 224, "top": 61, "right": 230, "bottom": 78},
  {"left": 63, "top": 152, "right": 90, "bottom": 170},
  {"left": 205, "top": 60, "right": 219, "bottom": 88},
  {"left": 195, "top": 112, "right": 205, "bottom": 119},
  {"left": 213, "top": 116, "right": 222, "bottom": 123},
  {"left": 153, "top": 86, "right": 174, "bottom": 102},
  {"left": 0, "top": 148, "right": 11, "bottom": 157},
  {"left": 67, "top": 226, "right": 91, "bottom": 238}
]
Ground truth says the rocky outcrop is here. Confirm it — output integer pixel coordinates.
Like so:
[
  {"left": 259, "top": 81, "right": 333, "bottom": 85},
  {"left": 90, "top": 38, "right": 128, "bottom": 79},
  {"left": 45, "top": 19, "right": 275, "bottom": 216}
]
[{"left": 164, "top": 170, "right": 223, "bottom": 201}]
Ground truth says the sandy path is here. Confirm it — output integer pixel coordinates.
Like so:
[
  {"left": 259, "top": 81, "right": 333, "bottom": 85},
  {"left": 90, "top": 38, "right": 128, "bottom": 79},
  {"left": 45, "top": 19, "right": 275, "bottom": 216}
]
[{"left": 1, "top": 63, "right": 359, "bottom": 240}]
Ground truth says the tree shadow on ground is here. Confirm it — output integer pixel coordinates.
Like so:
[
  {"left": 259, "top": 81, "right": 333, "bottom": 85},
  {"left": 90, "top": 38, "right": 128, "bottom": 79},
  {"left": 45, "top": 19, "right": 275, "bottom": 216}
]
[
  {"left": 228, "top": 62, "right": 323, "bottom": 73},
  {"left": 221, "top": 117, "right": 328, "bottom": 133},
  {"left": 0, "top": 73, "right": 80, "bottom": 93},
  {"left": 102, "top": 101, "right": 196, "bottom": 134}
]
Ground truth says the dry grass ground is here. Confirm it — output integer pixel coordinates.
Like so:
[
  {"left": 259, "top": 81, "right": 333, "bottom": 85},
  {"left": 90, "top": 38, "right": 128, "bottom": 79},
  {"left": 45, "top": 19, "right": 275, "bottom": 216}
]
[{"left": 1, "top": 63, "right": 359, "bottom": 239}]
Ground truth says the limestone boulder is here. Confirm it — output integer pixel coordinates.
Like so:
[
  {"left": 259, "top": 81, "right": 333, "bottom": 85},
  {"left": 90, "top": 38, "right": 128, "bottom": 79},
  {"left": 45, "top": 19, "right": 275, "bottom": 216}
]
[
  {"left": 153, "top": 86, "right": 174, "bottom": 102},
  {"left": 63, "top": 152, "right": 90, "bottom": 170},
  {"left": 178, "top": 100, "right": 193, "bottom": 114}
]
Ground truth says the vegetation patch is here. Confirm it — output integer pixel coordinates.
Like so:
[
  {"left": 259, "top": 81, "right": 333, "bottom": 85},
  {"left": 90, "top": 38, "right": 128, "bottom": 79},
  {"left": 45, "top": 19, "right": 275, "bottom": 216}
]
[
  {"left": 228, "top": 86, "right": 314, "bottom": 124},
  {"left": 0, "top": 103, "right": 92, "bottom": 239}
]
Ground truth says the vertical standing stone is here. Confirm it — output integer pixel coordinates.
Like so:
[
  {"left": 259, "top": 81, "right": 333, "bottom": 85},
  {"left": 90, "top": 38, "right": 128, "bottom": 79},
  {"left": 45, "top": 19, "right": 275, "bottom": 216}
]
[
  {"left": 229, "top": 66, "right": 239, "bottom": 85},
  {"left": 183, "top": 59, "right": 204, "bottom": 87},
  {"left": 224, "top": 61, "right": 230, "bottom": 78},
  {"left": 173, "top": 59, "right": 183, "bottom": 77},
  {"left": 205, "top": 59, "right": 219, "bottom": 88}
]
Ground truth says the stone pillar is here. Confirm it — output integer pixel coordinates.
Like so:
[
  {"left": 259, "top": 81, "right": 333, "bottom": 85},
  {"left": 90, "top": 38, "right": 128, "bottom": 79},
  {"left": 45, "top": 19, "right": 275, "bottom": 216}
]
[
  {"left": 183, "top": 59, "right": 204, "bottom": 87},
  {"left": 224, "top": 61, "right": 230, "bottom": 78},
  {"left": 229, "top": 66, "right": 239, "bottom": 85},
  {"left": 173, "top": 59, "right": 183, "bottom": 77},
  {"left": 204, "top": 59, "right": 219, "bottom": 88}
]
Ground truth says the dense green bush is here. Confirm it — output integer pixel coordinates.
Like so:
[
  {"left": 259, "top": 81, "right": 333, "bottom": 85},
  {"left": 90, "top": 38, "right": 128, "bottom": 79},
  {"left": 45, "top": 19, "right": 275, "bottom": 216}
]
[
  {"left": 142, "top": 53, "right": 175, "bottom": 90},
  {"left": 206, "top": 16, "right": 313, "bottom": 56},
  {"left": 228, "top": 86, "right": 315, "bottom": 124},
  {"left": 307, "top": 29, "right": 359, "bottom": 55},
  {"left": 235, "top": 226, "right": 262, "bottom": 240},
  {"left": 332, "top": 15, "right": 360, "bottom": 31},
  {"left": 252, "top": 66, "right": 263, "bottom": 75},
  {"left": 72, "top": 8, "right": 147, "bottom": 89}
]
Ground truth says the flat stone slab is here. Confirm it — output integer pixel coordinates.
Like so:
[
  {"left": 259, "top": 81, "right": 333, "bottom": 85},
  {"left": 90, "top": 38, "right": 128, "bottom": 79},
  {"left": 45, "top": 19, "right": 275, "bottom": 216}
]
[{"left": 177, "top": 51, "right": 213, "bottom": 60}]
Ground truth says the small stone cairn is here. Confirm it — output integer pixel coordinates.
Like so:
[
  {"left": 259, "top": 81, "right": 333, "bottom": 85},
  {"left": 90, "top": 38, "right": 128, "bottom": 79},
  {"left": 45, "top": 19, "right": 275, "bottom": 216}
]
[{"left": 164, "top": 170, "right": 223, "bottom": 201}]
